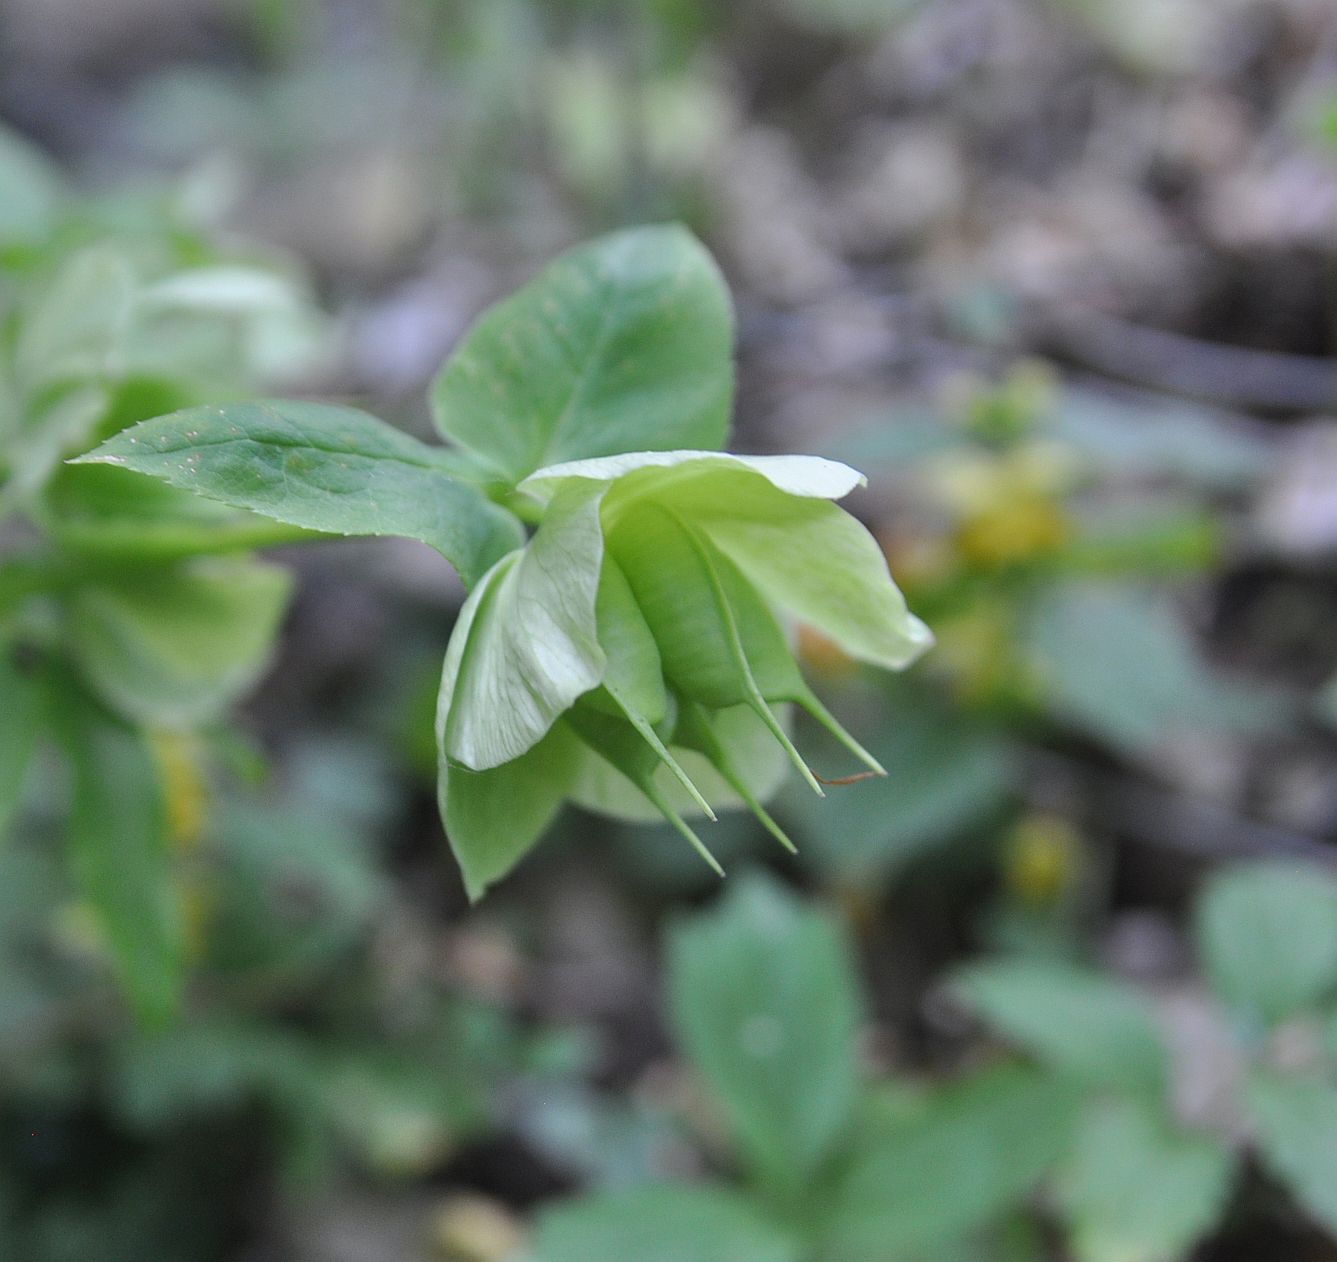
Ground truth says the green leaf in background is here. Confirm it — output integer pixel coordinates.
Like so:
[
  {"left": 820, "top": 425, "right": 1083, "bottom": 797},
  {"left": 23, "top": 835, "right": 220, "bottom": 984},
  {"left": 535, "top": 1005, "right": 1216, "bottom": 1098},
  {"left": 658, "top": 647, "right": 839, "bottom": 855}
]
[
  {"left": 432, "top": 224, "right": 734, "bottom": 486},
  {"left": 788, "top": 683, "right": 1014, "bottom": 883},
  {"left": 668, "top": 873, "right": 862, "bottom": 1193},
  {"left": 1317, "top": 672, "right": 1337, "bottom": 730},
  {"left": 823, "top": 1065, "right": 1081, "bottom": 1261},
  {"left": 1055, "top": 1096, "right": 1233, "bottom": 1262},
  {"left": 530, "top": 1184, "right": 802, "bottom": 1262},
  {"left": 51, "top": 683, "right": 183, "bottom": 1024},
  {"left": 207, "top": 794, "right": 385, "bottom": 982},
  {"left": 0, "top": 653, "right": 41, "bottom": 842},
  {"left": 1247, "top": 1072, "right": 1337, "bottom": 1235},
  {"left": 1027, "top": 582, "right": 1281, "bottom": 758},
  {"left": 951, "top": 958, "right": 1168, "bottom": 1092},
  {"left": 68, "top": 556, "right": 292, "bottom": 727},
  {"left": 774, "top": 0, "right": 922, "bottom": 35},
  {"left": 74, "top": 399, "right": 524, "bottom": 587},
  {"left": 14, "top": 246, "right": 136, "bottom": 398},
  {"left": 1194, "top": 861, "right": 1337, "bottom": 1026},
  {"left": 1053, "top": 392, "right": 1271, "bottom": 492},
  {"left": 0, "top": 122, "right": 64, "bottom": 250}
]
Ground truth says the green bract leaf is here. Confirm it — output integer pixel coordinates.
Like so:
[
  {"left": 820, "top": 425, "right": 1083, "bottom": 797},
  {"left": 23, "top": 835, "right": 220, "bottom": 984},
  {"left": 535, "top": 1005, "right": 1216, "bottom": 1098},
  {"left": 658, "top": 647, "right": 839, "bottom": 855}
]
[
  {"left": 668, "top": 874, "right": 862, "bottom": 1193},
  {"left": 1195, "top": 861, "right": 1337, "bottom": 1025},
  {"left": 74, "top": 400, "right": 524, "bottom": 588},
  {"left": 51, "top": 682, "right": 183, "bottom": 1024},
  {"left": 824, "top": 1065, "right": 1081, "bottom": 1261},
  {"left": 951, "top": 958, "right": 1168, "bottom": 1092},
  {"left": 1248, "top": 1072, "right": 1337, "bottom": 1235},
  {"left": 436, "top": 482, "right": 605, "bottom": 770},
  {"left": 67, "top": 556, "right": 292, "bottom": 727},
  {"left": 432, "top": 224, "right": 734, "bottom": 486},
  {"left": 530, "top": 1184, "right": 802, "bottom": 1262},
  {"left": 1056, "top": 1097, "right": 1233, "bottom": 1262}
]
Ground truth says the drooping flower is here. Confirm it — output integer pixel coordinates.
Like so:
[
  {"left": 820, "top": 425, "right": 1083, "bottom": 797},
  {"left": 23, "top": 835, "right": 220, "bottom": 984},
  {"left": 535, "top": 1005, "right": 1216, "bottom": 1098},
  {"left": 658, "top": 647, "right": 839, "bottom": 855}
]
[{"left": 436, "top": 449, "right": 932, "bottom": 899}]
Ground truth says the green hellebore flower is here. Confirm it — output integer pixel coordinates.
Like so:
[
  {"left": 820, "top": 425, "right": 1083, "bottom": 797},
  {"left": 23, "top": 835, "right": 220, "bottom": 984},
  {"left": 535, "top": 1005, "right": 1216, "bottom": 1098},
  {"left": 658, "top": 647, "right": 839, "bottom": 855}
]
[{"left": 436, "top": 449, "right": 933, "bottom": 899}]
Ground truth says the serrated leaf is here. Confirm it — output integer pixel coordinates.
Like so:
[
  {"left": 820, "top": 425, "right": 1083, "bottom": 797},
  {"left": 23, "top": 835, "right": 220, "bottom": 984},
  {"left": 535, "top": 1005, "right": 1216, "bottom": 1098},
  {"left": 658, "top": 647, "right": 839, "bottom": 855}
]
[
  {"left": 436, "top": 481, "right": 605, "bottom": 770},
  {"left": 68, "top": 556, "right": 292, "bottom": 726},
  {"left": 952, "top": 959, "right": 1168, "bottom": 1092},
  {"left": 823, "top": 1065, "right": 1081, "bottom": 1261},
  {"left": 1248, "top": 1071, "right": 1337, "bottom": 1235},
  {"left": 51, "top": 683, "right": 183, "bottom": 1024},
  {"left": 432, "top": 224, "right": 734, "bottom": 486},
  {"left": 668, "top": 873, "right": 861, "bottom": 1192},
  {"left": 1195, "top": 862, "right": 1337, "bottom": 1025},
  {"left": 74, "top": 399, "right": 523, "bottom": 587},
  {"left": 1056, "top": 1097, "right": 1233, "bottom": 1262},
  {"left": 531, "top": 1184, "right": 802, "bottom": 1262}
]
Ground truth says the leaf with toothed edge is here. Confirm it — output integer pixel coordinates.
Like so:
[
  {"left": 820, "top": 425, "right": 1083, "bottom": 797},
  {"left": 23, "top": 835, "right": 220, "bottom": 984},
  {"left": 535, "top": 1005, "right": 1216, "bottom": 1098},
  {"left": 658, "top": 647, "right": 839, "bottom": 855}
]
[{"left": 73, "top": 399, "right": 524, "bottom": 589}]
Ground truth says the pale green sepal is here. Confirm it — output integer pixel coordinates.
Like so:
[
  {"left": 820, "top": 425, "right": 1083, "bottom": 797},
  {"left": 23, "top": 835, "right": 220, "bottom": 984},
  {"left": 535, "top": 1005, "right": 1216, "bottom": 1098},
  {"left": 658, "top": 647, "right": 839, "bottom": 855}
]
[
  {"left": 522, "top": 451, "right": 932, "bottom": 671},
  {"left": 566, "top": 706, "right": 723, "bottom": 877},
  {"left": 591, "top": 557, "right": 668, "bottom": 725},
  {"left": 676, "top": 702, "right": 797, "bottom": 854},
  {"left": 678, "top": 472, "right": 932, "bottom": 671},
  {"left": 440, "top": 723, "right": 581, "bottom": 902},
  {"left": 520, "top": 450, "right": 865, "bottom": 505},
  {"left": 569, "top": 704, "right": 788, "bottom": 824},
  {"left": 437, "top": 481, "right": 607, "bottom": 770}
]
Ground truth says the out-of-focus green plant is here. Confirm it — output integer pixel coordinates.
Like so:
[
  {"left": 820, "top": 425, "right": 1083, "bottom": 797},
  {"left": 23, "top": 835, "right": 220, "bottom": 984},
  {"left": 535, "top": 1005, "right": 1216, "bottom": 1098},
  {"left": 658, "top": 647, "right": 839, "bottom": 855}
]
[
  {"left": 530, "top": 859, "right": 1337, "bottom": 1261},
  {"left": 0, "top": 743, "right": 585, "bottom": 1262},
  {"left": 0, "top": 123, "right": 330, "bottom": 1020},
  {"left": 774, "top": 362, "right": 1282, "bottom": 891},
  {"left": 528, "top": 874, "right": 1077, "bottom": 1262},
  {"left": 954, "top": 858, "right": 1337, "bottom": 1258}
]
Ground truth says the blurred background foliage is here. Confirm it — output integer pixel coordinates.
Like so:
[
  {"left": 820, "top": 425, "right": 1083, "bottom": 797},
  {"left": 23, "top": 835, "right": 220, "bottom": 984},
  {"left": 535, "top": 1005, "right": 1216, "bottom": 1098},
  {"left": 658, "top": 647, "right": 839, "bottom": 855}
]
[{"left": 4, "top": 0, "right": 1337, "bottom": 1258}]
